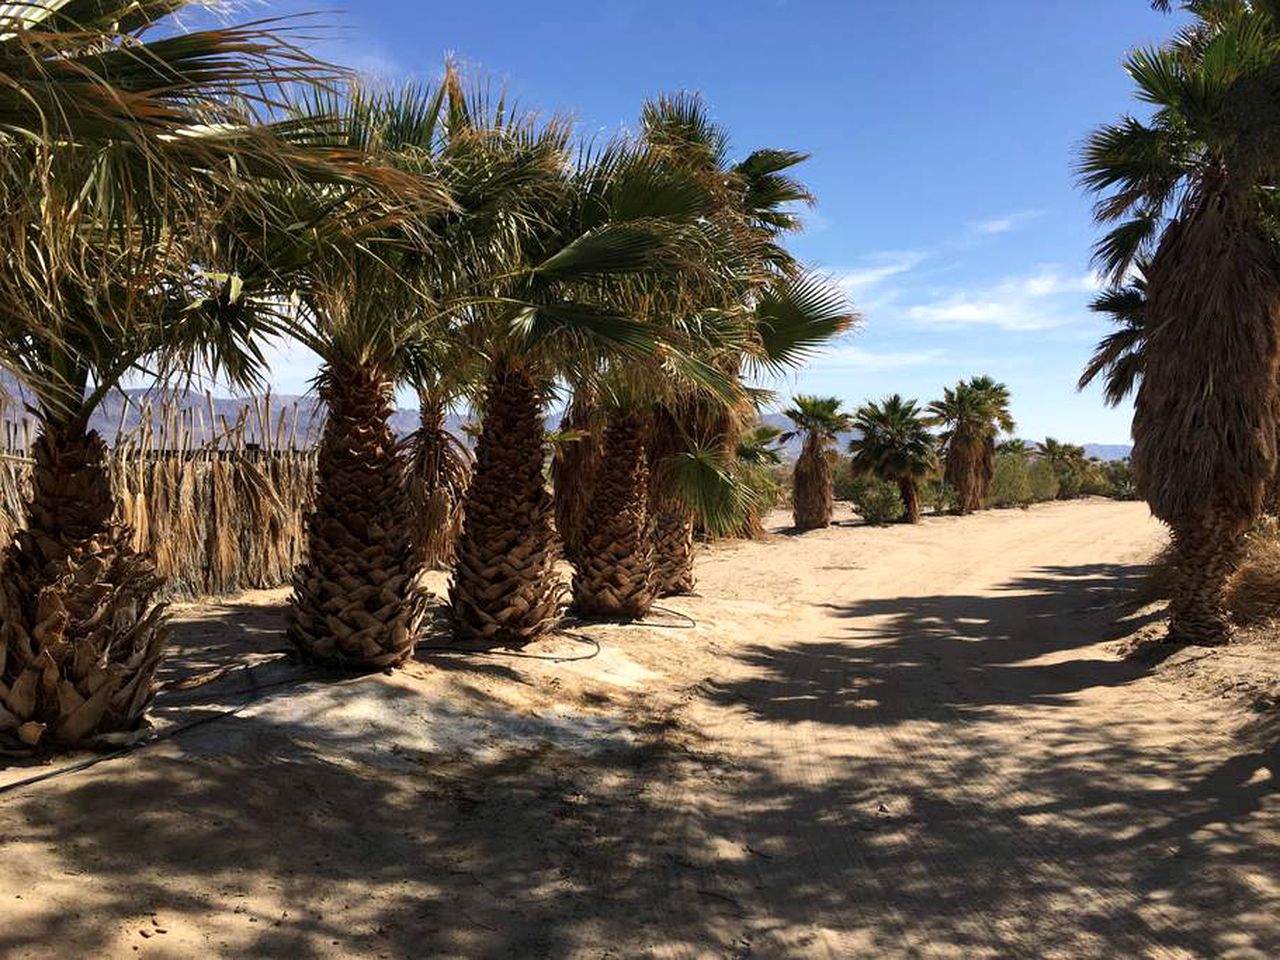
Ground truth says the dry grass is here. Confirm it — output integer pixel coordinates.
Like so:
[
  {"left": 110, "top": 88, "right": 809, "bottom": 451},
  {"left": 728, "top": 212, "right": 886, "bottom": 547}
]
[{"left": 2, "top": 395, "right": 313, "bottom": 599}]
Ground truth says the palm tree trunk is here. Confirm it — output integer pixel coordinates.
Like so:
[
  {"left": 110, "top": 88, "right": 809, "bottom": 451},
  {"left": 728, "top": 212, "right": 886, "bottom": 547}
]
[
  {"left": 946, "top": 442, "right": 982, "bottom": 515},
  {"left": 0, "top": 421, "right": 167, "bottom": 750},
  {"left": 289, "top": 362, "right": 427, "bottom": 669},
  {"left": 551, "top": 387, "right": 603, "bottom": 563},
  {"left": 571, "top": 411, "right": 655, "bottom": 620},
  {"left": 407, "top": 391, "right": 470, "bottom": 569},
  {"left": 450, "top": 364, "right": 563, "bottom": 645},
  {"left": 792, "top": 438, "right": 833, "bottom": 530},
  {"left": 651, "top": 504, "right": 696, "bottom": 596},
  {"left": 1165, "top": 515, "right": 1245, "bottom": 645},
  {"left": 898, "top": 478, "right": 922, "bottom": 524}
]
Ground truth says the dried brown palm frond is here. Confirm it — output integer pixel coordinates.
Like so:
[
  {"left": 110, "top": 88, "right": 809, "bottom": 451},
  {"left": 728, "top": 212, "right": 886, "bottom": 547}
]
[
  {"left": 407, "top": 388, "right": 472, "bottom": 570},
  {"left": 552, "top": 385, "right": 606, "bottom": 563},
  {"left": 1132, "top": 189, "right": 1280, "bottom": 642}
]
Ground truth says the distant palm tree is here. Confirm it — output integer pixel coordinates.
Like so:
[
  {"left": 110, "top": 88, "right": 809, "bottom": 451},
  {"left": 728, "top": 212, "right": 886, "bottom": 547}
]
[
  {"left": 926, "top": 377, "right": 1015, "bottom": 514},
  {"left": 997, "top": 438, "right": 1032, "bottom": 458},
  {"left": 1036, "top": 438, "right": 1089, "bottom": 499},
  {"left": 848, "top": 395, "right": 938, "bottom": 523},
  {"left": 782, "top": 395, "right": 851, "bottom": 530},
  {"left": 1079, "top": 266, "right": 1147, "bottom": 407},
  {"left": 1080, "top": 1, "right": 1280, "bottom": 642}
]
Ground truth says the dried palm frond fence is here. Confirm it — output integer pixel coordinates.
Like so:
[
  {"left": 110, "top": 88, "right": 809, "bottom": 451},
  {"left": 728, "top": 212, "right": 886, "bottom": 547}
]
[{"left": 0, "top": 394, "right": 323, "bottom": 599}]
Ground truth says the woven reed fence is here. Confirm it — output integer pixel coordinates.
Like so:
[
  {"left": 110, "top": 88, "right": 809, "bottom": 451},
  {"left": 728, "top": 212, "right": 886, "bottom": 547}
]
[{"left": 0, "top": 394, "right": 322, "bottom": 599}]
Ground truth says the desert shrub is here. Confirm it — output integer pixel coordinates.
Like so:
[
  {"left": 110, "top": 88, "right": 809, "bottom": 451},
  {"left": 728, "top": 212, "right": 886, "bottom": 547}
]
[
  {"left": 1028, "top": 458, "right": 1060, "bottom": 502},
  {"left": 846, "top": 474, "right": 904, "bottom": 525},
  {"left": 986, "top": 453, "right": 1033, "bottom": 508},
  {"left": 832, "top": 456, "right": 858, "bottom": 501},
  {"left": 1100, "top": 459, "right": 1139, "bottom": 500},
  {"left": 925, "top": 478, "right": 958, "bottom": 514}
]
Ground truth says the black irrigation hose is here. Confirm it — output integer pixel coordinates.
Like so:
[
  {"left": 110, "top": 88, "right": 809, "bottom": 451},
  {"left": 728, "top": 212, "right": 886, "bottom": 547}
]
[
  {"left": 0, "top": 662, "right": 329, "bottom": 799},
  {"left": 416, "top": 630, "right": 602, "bottom": 663},
  {"left": 565, "top": 604, "right": 698, "bottom": 631}
]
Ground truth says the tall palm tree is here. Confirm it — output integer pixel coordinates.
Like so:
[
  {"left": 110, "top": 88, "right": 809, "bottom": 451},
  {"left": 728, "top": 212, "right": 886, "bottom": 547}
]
[
  {"left": 926, "top": 376, "right": 1015, "bottom": 515},
  {"left": 848, "top": 395, "right": 938, "bottom": 524},
  {"left": 0, "top": 2, "right": 350, "bottom": 750},
  {"left": 276, "top": 80, "right": 513, "bottom": 670},
  {"left": 448, "top": 136, "right": 718, "bottom": 647},
  {"left": 638, "top": 94, "right": 854, "bottom": 572},
  {"left": 782, "top": 396, "right": 851, "bottom": 530},
  {"left": 1080, "top": 2, "right": 1280, "bottom": 642}
]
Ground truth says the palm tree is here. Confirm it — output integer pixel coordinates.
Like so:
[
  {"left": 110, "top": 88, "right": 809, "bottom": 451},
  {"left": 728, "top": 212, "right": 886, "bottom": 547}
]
[
  {"left": 926, "top": 376, "right": 1015, "bottom": 515},
  {"left": 1079, "top": 266, "right": 1147, "bottom": 407},
  {"left": 1036, "top": 438, "right": 1089, "bottom": 499},
  {"left": 782, "top": 396, "right": 851, "bottom": 530},
  {"left": 1080, "top": 2, "right": 1280, "bottom": 642},
  {"left": 848, "top": 395, "right": 938, "bottom": 524},
  {"left": 448, "top": 135, "right": 718, "bottom": 647},
  {"left": 275, "top": 80, "right": 506, "bottom": 670},
  {"left": 638, "top": 94, "right": 854, "bottom": 573},
  {"left": 0, "top": 2, "right": 350, "bottom": 750}
]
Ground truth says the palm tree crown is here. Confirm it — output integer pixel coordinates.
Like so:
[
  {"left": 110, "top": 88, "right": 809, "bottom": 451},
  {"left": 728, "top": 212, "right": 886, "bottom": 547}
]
[{"left": 849, "top": 395, "right": 937, "bottom": 482}]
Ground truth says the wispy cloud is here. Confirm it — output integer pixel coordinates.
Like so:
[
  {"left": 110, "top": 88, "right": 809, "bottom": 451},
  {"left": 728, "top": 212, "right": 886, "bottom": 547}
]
[
  {"left": 809, "top": 343, "right": 946, "bottom": 372},
  {"left": 906, "top": 267, "right": 1103, "bottom": 331},
  {"left": 968, "top": 209, "right": 1046, "bottom": 236},
  {"left": 833, "top": 251, "right": 928, "bottom": 297}
]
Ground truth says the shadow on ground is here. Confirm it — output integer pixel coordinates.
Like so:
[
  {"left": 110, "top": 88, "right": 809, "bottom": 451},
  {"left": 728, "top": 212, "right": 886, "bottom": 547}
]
[{"left": 0, "top": 562, "right": 1276, "bottom": 956}]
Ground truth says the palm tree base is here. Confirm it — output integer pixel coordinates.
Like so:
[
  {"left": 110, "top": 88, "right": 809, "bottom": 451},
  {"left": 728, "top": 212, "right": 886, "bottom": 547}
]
[
  {"left": 450, "top": 366, "right": 564, "bottom": 647},
  {"left": 289, "top": 363, "right": 427, "bottom": 670},
  {"left": 0, "top": 427, "right": 167, "bottom": 752},
  {"left": 572, "top": 413, "right": 655, "bottom": 621},
  {"left": 651, "top": 506, "right": 696, "bottom": 596}
]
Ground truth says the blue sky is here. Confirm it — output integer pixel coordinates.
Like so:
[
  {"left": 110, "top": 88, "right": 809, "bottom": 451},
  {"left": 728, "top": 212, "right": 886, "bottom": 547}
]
[{"left": 260, "top": 0, "right": 1185, "bottom": 444}]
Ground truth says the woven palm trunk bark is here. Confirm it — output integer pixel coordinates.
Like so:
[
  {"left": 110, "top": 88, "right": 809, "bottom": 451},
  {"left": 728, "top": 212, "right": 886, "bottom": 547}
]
[
  {"left": 572, "top": 412, "right": 655, "bottom": 620},
  {"left": 898, "top": 478, "right": 922, "bottom": 524},
  {"left": 792, "top": 439, "right": 833, "bottom": 530},
  {"left": 407, "top": 394, "right": 470, "bottom": 570},
  {"left": 651, "top": 505, "right": 696, "bottom": 597},
  {"left": 450, "top": 365, "right": 563, "bottom": 646},
  {"left": 1165, "top": 516, "right": 1246, "bottom": 644},
  {"left": 551, "top": 388, "right": 603, "bottom": 563},
  {"left": 289, "top": 364, "right": 426, "bottom": 669},
  {"left": 0, "top": 422, "right": 167, "bottom": 751}
]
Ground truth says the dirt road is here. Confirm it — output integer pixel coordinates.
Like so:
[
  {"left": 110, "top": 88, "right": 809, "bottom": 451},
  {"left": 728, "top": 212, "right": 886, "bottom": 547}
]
[{"left": 1, "top": 500, "right": 1276, "bottom": 958}]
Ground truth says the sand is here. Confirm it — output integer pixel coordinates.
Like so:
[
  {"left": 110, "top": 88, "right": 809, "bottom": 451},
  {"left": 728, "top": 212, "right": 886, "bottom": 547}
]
[{"left": 1, "top": 499, "right": 1277, "bottom": 958}]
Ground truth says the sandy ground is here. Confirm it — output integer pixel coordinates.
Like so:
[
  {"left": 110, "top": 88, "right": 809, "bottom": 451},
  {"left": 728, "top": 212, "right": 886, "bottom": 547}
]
[{"left": 1, "top": 499, "right": 1277, "bottom": 958}]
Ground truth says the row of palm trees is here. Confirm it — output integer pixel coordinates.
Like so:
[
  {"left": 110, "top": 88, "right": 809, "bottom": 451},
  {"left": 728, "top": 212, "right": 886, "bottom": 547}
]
[
  {"left": 782, "top": 375, "right": 1017, "bottom": 529},
  {"left": 1081, "top": 0, "right": 1280, "bottom": 644},
  {"left": 0, "top": 3, "right": 854, "bottom": 750}
]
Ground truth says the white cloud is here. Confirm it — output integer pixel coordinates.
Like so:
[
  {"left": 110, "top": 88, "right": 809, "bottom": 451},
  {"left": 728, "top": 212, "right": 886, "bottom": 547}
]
[
  {"left": 809, "top": 344, "right": 946, "bottom": 372},
  {"left": 833, "top": 251, "right": 928, "bottom": 297},
  {"left": 905, "top": 267, "right": 1103, "bottom": 331},
  {"left": 968, "top": 209, "right": 1045, "bottom": 236}
]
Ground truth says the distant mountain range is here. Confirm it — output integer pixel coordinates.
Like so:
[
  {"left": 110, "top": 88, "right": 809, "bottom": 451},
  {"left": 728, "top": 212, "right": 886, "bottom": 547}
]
[{"left": 1, "top": 387, "right": 1133, "bottom": 461}]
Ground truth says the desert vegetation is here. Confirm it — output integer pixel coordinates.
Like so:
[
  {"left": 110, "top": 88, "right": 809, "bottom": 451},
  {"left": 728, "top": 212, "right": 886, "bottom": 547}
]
[{"left": 0, "top": 2, "right": 1276, "bottom": 957}]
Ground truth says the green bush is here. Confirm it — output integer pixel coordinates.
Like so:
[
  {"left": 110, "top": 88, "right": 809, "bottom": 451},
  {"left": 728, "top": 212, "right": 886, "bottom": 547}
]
[
  {"left": 1028, "top": 458, "right": 1060, "bottom": 502},
  {"left": 846, "top": 474, "right": 904, "bottom": 525},
  {"left": 986, "top": 453, "right": 1033, "bottom": 508},
  {"left": 928, "top": 479, "right": 958, "bottom": 514},
  {"left": 831, "top": 456, "right": 858, "bottom": 502},
  {"left": 1099, "top": 459, "right": 1138, "bottom": 500}
]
